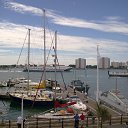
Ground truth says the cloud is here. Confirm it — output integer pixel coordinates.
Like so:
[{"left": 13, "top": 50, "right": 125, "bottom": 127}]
[
  {"left": 0, "top": 21, "right": 128, "bottom": 65},
  {"left": 4, "top": 1, "right": 57, "bottom": 18},
  {"left": 104, "top": 16, "right": 123, "bottom": 21},
  {"left": 4, "top": 1, "right": 128, "bottom": 35},
  {"left": 4, "top": 1, "right": 43, "bottom": 16},
  {"left": 51, "top": 15, "right": 128, "bottom": 35},
  {"left": 0, "top": 21, "right": 49, "bottom": 49}
]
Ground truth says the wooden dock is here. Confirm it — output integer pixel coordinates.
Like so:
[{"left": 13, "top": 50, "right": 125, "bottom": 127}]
[{"left": 63, "top": 85, "right": 121, "bottom": 117}]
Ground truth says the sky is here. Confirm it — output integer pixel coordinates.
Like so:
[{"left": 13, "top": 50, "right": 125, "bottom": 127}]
[{"left": 0, "top": 0, "right": 128, "bottom": 66}]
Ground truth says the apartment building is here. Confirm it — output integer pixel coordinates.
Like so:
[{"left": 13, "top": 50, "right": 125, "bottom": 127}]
[
  {"left": 99, "top": 57, "right": 110, "bottom": 69},
  {"left": 75, "top": 58, "right": 86, "bottom": 69},
  {"left": 111, "top": 61, "right": 126, "bottom": 68}
]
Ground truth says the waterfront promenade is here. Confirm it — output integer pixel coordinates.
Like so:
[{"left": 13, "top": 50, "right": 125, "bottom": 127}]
[{"left": 0, "top": 115, "right": 128, "bottom": 128}]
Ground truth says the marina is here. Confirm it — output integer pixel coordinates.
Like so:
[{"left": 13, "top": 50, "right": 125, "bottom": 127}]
[
  {"left": 0, "top": 69, "right": 128, "bottom": 119},
  {"left": 0, "top": 69, "right": 128, "bottom": 128},
  {"left": 0, "top": 84, "right": 128, "bottom": 128}
]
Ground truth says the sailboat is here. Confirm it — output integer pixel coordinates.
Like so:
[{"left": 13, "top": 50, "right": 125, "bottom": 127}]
[
  {"left": 97, "top": 46, "right": 128, "bottom": 114},
  {"left": 70, "top": 67, "right": 89, "bottom": 94},
  {"left": 9, "top": 28, "right": 55, "bottom": 108},
  {"left": 99, "top": 77, "right": 128, "bottom": 114},
  {"left": 9, "top": 10, "right": 69, "bottom": 108}
]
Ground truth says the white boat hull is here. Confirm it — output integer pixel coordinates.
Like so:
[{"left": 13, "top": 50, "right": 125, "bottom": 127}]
[{"left": 99, "top": 90, "right": 128, "bottom": 114}]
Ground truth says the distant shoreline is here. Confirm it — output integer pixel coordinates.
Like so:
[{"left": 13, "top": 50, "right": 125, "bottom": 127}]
[{"left": 0, "top": 66, "right": 127, "bottom": 70}]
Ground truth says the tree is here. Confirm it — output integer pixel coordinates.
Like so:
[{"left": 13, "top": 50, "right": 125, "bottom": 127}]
[{"left": 96, "top": 102, "right": 111, "bottom": 128}]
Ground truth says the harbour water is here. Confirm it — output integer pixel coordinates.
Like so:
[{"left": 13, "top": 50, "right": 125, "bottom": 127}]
[{"left": 0, "top": 69, "right": 128, "bottom": 120}]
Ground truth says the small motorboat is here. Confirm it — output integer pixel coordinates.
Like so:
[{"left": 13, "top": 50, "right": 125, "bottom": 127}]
[
  {"left": 70, "top": 80, "right": 86, "bottom": 93},
  {"left": 69, "top": 95, "right": 87, "bottom": 111}
]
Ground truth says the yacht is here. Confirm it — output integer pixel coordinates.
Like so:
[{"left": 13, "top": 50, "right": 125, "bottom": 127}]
[
  {"left": 108, "top": 71, "right": 128, "bottom": 77},
  {"left": 99, "top": 90, "right": 128, "bottom": 114},
  {"left": 70, "top": 80, "right": 86, "bottom": 93},
  {"left": 23, "top": 65, "right": 72, "bottom": 72},
  {"left": 9, "top": 89, "right": 55, "bottom": 107},
  {"left": 34, "top": 101, "right": 76, "bottom": 119}
]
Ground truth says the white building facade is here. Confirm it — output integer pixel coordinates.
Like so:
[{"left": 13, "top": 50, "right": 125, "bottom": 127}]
[
  {"left": 75, "top": 58, "right": 86, "bottom": 69},
  {"left": 111, "top": 62, "right": 120, "bottom": 68},
  {"left": 111, "top": 61, "right": 126, "bottom": 68},
  {"left": 99, "top": 57, "right": 110, "bottom": 69}
]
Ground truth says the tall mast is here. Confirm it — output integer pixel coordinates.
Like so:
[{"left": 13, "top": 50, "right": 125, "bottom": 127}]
[
  {"left": 21, "top": 28, "right": 30, "bottom": 128},
  {"left": 27, "top": 28, "right": 31, "bottom": 89},
  {"left": 43, "top": 9, "right": 46, "bottom": 81},
  {"left": 115, "top": 77, "right": 118, "bottom": 95},
  {"left": 21, "top": 92, "right": 23, "bottom": 128},
  {"left": 54, "top": 31, "right": 57, "bottom": 101},
  {"left": 96, "top": 45, "right": 99, "bottom": 103}
]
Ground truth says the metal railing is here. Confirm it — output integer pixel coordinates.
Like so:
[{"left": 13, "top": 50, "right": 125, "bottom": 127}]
[{"left": 0, "top": 115, "right": 128, "bottom": 128}]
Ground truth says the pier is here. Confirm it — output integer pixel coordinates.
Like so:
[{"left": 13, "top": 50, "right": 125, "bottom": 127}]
[{"left": 64, "top": 86, "right": 121, "bottom": 117}]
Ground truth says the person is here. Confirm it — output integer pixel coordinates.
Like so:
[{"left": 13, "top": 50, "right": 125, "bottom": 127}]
[
  {"left": 74, "top": 113, "right": 80, "bottom": 128},
  {"left": 73, "top": 86, "right": 76, "bottom": 95},
  {"left": 17, "top": 116, "right": 22, "bottom": 128},
  {"left": 48, "top": 93, "right": 52, "bottom": 99},
  {"left": 82, "top": 91, "right": 86, "bottom": 102},
  {"left": 66, "top": 92, "right": 69, "bottom": 98},
  {"left": 85, "top": 84, "right": 90, "bottom": 96},
  {"left": 80, "top": 113, "right": 85, "bottom": 127}
]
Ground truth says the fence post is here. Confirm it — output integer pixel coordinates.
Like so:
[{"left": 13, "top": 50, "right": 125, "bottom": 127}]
[
  {"left": 92, "top": 116, "right": 95, "bottom": 124},
  {"left": 49, "top": 118, "right": 51, "bottom": 128},
  {"left": 62, "top": 118, "right": 64, "bottom": 128},
  {"left": 101, "top": 118, "right": 103, "bottom": 128},
  {"left": 109, "top": 115, "right": 111, "bottom": 125},
  {"left": 86, "top": 117, "right": 88, "bottom": 127},
  {"left": 23, "top": 119, "right": 25, "bottom": 128},
  {"left": 36, "top": 118, "right": 38, "bottom": 128},
  {"left": 120, "top": 114, "right": 123, "bottom": 124},
  {"left": 9, "top": 120, "right": 11, "bottom": 128}
]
